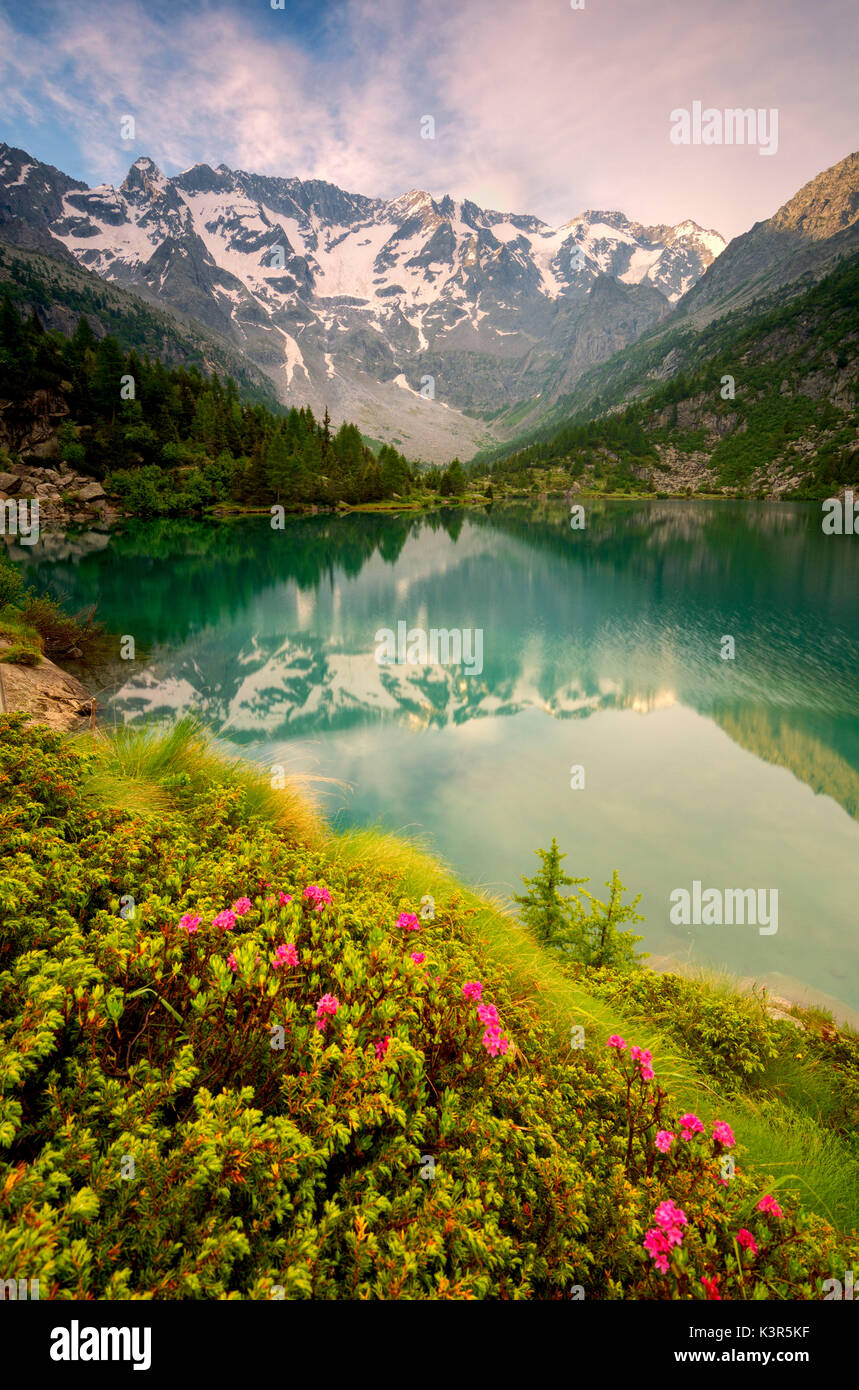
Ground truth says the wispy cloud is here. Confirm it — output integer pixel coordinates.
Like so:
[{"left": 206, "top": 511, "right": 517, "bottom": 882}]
[{"left": 0, "top": 0, "right": 855, "bottom": 238}]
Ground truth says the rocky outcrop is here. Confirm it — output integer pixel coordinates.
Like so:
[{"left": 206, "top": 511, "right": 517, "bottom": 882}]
[
  {"left": 0, "top": 645, "right": 94, "bottom": 732},
  {"left": 0, "top": 459, "right": 113, "bottom": 521},
  {"left": 0, "top": 388, "right": 70, "bottom": 458}
]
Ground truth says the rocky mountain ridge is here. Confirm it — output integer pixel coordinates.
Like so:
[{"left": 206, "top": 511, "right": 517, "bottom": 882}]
[{"left": 0, "top": 143, "right": 724, "bottom": 460}]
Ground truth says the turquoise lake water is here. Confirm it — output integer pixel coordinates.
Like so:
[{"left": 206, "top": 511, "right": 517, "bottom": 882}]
[{"left": 15, "top": 499, "right": 859, "bottom": 1020}]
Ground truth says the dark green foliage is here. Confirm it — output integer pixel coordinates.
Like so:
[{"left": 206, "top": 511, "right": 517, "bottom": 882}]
[{"left": 0, "top": 549, "right": 25, "bottom": 608}]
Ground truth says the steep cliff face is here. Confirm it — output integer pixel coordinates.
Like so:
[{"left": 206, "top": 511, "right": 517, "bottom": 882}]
[
  {"left": 671, "top": 151, "right": 859, "bottom": 325},
  {"left": 0, "top": 387, "right": 70, "bottom": 458}
]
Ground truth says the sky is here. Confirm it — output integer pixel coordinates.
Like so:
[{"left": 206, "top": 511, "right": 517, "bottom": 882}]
[{"left": 0, "top": 0, "right": 856, "bottom": 242}]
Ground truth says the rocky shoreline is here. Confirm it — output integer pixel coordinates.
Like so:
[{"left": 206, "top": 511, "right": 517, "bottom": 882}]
[
  {"left": 0, "top": 642, "right": 94, "bottom": 732},
  {"left": 0, "top": 458, "right": 121, "bottom": 525}
]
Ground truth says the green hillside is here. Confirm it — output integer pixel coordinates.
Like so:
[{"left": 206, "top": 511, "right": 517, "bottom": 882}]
[
  {"left": 0, "top": 237, "right": 279, "bottom": 408},
  {"left": 476, "top": 254, "right": 859, "bottom": 499}
]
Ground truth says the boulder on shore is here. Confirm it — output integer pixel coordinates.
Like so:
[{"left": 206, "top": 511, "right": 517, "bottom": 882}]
[{"left": 0, "top": 645, "right": 94, "bottom": 732}]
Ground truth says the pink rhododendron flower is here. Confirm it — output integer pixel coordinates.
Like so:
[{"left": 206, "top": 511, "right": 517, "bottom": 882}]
[
  {"left": 482, "top": 1026, "right": 510, "bottom": 1057},
  {"left": 631, "top": 1045, "right": 655, "bottom": 1081},
  {"left": 462, "top": 981, "right": 483, "bottom": 1001},
  {"left": 701, "top": 1275, "right": 721, "bottom": 1300},
  {"left": 374, "top": 1036, "right": 391, "bottom": 1060},
  {"left": 411, "top": 952, "right": 426, "bottom": 964},
  {"left": 680, "top": 1112, "right": 705, "bottom": 1140},
  {"left": 397, "top": 911, "right": 420, "bottom": 932},
  {"left": 304, "top": 885, "right": 332, "bottom": 911},
  {"left": 756, "top": 1194, "right": 784, "bottom": 1219},
  {"left": 713, "top": 1121, "right": 736, "bottom": 1147},
  {"left": 654, "top": 1200, "right": 688, "bottom": 1242},
  {"left": 213, "top": 909, "right": 237, "bottom": 931},
  {"left": 477, "top": 1002, "right": 499, "bottom": 1027},
  {"left": 226, "top": 952, "right": 238, "bottom": 972},
  {"left": 655, "top": 1130, "right": 675, "bottom": 1154},
  {"left": 279, "top": 892, "right": 292, "bottom": 906},
  {"left": 315, "top": 993, "right": 340, "bottom": 1031},
  {"left": 737, "top": 1228, "right": 758, "bottom": 1255},
  {"left": 607, "top": 1034, "right": 627, "bottom": 1051},
  {"left": 644, "top": 1197, "right": 688, "bottom": 1272},
  {"left": 643, "top": 1227, "right": 671, "bottom": 1274},
  {"left": 233, "top": 897, "right": 252, "bottom": 916},
  {"left": 179, "top": 913, "right": 200, "bottom": 934},
  {"left": 272, "top": 943, "right": 299, "bottom": 970}
]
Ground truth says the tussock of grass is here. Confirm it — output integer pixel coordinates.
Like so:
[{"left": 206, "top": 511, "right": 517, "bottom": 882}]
[
  {"left": 79, "top": 715, "right": 326, "bottom": 847},
  {"left": 0, "top": 604, "right": 43, "bottom": 651},
  {"left": 0, "top": 643, "right": 42, "bottom": 666}
]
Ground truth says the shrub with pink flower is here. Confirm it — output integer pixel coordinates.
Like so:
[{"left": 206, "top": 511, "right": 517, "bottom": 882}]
[
  {"left": 701, "top": 1275, "right": 721, "bottom": 1300},
  {"left": 226, "top": 952, "right": 238, "bottom": 972},
  {"left": 756, "top": 1194, "right": 784, "bottom": 1219},
  {"left": 272, "top": 943, "right": 299, "bottom": 970},
  {"left": 373, "top": 1036, "right": 391, "bottom": 1061},
  {"left": 212, "top": 908, "right": 237, "bottom": 931},
  {"left": 179, "top": 913, "right": 200, "bottom": 934},
  {"left": 315, "top": 993, "right": 340, "bottom": 1032},
  {"left": 460, "top": 986, "right": 510, "bottom": 1057},
  {"left": 737, "top": 1228, "right": 758, "bottom": 1255},
  {"left": 654, "top": 1200, "right": 687, "bottom": 1245},
  {"left": 233, "top": 897, "right": 252, "bottom": 916},
  {"left": 607, "top": 1034, "right": 627, "bottom": 1052},
  {"left": 655, "top": 1130, "right": 675, "bottom": 1154},
  {"left": 410, "top": 952, "right": 426, "bottom": 964},
  {"left": 278, "top": 891, "right": 292, "bottom": 906},
  {"left": 713, "top": 1121, "right": 736, "bottom": 1148},
  {"left": 397, "top": 911, "right": 420, "bottom": 932},
  {"left": 304, "top": 885, "right": 332, "bottom": 912},
  {"left": 680, "top": 1112, "right": 705, "bottom": 1141}
]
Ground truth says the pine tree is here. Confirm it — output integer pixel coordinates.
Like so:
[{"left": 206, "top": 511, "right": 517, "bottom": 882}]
[
  {"left": 512, "top": 839, "right": 587, "bottom": 944},
  {"left": 562, "top": 872, "right": 645, "bottom": 969}
]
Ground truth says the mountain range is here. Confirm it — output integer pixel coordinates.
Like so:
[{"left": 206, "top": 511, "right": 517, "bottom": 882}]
[{"left": 0, "top": 141, "right": 725, "bottom": 460}]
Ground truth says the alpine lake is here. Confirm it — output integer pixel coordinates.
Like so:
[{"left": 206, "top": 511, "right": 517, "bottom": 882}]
[{"left": 15, "top": 498, "right": 859, "bottom": 1023}]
